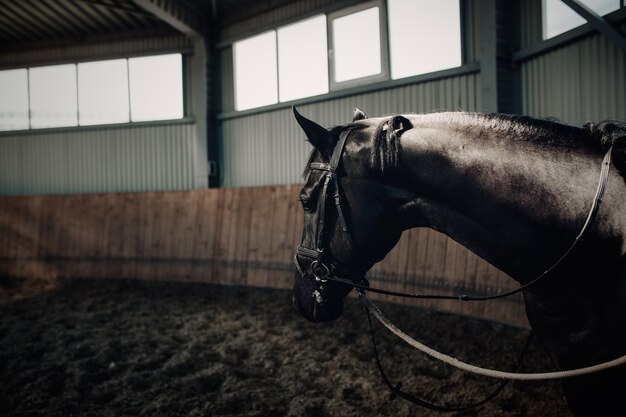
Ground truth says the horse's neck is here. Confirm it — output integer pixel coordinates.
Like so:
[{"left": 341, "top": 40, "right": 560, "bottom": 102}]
[{"left": 395, "top": 113, "right": 625, "bottom": 281}]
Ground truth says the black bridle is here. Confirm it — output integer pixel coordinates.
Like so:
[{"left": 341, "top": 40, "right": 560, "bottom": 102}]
[
  {"left": 294, "top": 127, "right": 614, "bottom": 411},
  {"left": 294, "top": 129, "right": 374, "bottom": 302}
]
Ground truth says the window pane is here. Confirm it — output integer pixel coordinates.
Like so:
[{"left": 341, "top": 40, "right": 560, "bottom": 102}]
[
  {"left": 29, "top": 64, "right": 78, "bottom": 128},
  {"left": 128, "top": 54, "right": 183, "bottom": 122},
  {"left": 543, "top": 0, "right": 620, "bottom": 39},
  {"left": 278, "top": 15, "right": 328, "bottom": 102},
  {"left": 388, "top": 0, "right": 462, "bottom": 79},
  {"left": 78, "top": 59, "right": 129, "bottom": 126},
  {"left": 332, "top": 7, "right": 382, "bottom": 83},
  {"left": 0, "top": 69, "right": 29, "bottom": 131},
  {"left": 234, "top": 31, "right": 278, "bottom": 111}
]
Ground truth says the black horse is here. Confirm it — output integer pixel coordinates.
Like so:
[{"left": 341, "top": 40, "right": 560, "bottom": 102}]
[{"left": 291, "top": 106, "right": 626, "bottom": 416}]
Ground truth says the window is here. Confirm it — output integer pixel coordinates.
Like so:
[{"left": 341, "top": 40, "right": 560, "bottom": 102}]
[
  {"left": 543, "top": 0, "right": 621, "bottom": 40},
  {"left": 388, "top": 0, "right": 462, "bottom": 79},
  {"left": 229, "top": 1, "right": 465, "bottom": 111},
  {"left": 129, "top": 54, "right": 184, "bottom": 122},
  {"left": 0, "top": 53, "right": 184, "bottom": 132},
  {"left": 0, "top": 69, "right": 29, "bottom": 131},
  {"left": 234, "top": 16, "right": 329, "bottom": 109},
  {"left": 29, "top": 64, "right": 78, "bottom": 129},
  {"left": 234, "top": 31, "right": 278, "bottom": 111},
  {"left": 278, "top": 15, "right": 328, "bottom": 102},
  {"left": 78, "top": 59, "right": 129, "bottom": 126},
  {"left": 329, "top": 4, "right": 387, "bottom": 86}
]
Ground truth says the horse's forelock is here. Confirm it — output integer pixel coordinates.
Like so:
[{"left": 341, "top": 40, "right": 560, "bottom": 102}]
[{"left": 371, "top": 116, "right": 402, "bottom": 173}]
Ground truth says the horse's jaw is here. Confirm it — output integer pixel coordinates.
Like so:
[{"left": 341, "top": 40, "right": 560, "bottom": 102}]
[{"left": 292, "top": 273, "right": 348, "bottom": 322}]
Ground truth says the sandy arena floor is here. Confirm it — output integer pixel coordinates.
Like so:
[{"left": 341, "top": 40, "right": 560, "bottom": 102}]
[{"left": 0, "top": 277, "right": 570, "bottom": 416}]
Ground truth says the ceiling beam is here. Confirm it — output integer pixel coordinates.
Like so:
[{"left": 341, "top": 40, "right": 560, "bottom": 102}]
[
  {"left": 560, "top": 0, "right": 626, "bottom": 53},
  {"left": 131, "top": 0, "right": 205, "bottom": 37}
]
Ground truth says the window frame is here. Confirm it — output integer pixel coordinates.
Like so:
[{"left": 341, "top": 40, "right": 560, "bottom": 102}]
[
  {"left": 541, "top": 0, "right": 622, "bottom": 40},
  {"left": 0, "top": 53, "right": 187, "bottom": 133},
  {"left": 0, "top": 68, "right": 31, "bottom": 131},
  {"left": 128, "top": 54, "right": 185, "bottom": 122},
  {"left": 387, "top": 0, "right": 463, "bottom": 80},
  {"left": 77, "top": 58, "right": 131, "bottom": 126},
  {"left": 276, "top": 14, "right": 330, "bottom": 103},
  {"left": 232, "top": 30, "right": 279, "bottom": 111},
  {"left": 28, "top": 63, "right": 79, "bottom": 129},
  {"left": 224, "top": 0, "right": 471, "bottom": 115},
  {"left": 327, "top": 0, "right": 389, "bottom": 91}
]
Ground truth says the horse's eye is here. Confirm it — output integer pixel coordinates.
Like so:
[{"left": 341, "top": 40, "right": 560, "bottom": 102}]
[{"left": 299, "top": 197, "right": 315, "bottom": 213}]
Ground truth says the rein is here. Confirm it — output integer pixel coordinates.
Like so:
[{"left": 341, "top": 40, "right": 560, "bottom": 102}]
[
  {"left": 361, "top": 291, "right": 626, "bottom": 380},
  {"left": 295, "top": 129, "right": 618, "bottom": 411}
]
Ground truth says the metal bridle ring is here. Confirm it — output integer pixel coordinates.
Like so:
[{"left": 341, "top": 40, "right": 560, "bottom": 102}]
[{"left": 310, "top": 261, "right": 330, "bottom": 282}]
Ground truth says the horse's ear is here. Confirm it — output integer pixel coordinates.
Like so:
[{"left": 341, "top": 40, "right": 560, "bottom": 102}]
[
  {"left": 353, "top": 108, "right": 367, "bottom": 121},
  {"left": 293, "top": 106, "right": 334, "bottom": 156}
]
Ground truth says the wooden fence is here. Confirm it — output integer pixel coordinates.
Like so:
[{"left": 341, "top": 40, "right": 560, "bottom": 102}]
[{"left": 0, "top": 185, "right": 528, "bottom": 327}]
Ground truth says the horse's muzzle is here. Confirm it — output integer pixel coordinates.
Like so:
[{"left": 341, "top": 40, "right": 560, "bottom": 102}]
[{"left": 292, "top": 273, "right": 345, "bottom": 322}]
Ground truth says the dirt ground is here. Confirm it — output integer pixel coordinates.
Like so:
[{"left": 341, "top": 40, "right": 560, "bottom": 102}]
[{"left": 0, "top": 277, "right": 571, "bottom": 417}]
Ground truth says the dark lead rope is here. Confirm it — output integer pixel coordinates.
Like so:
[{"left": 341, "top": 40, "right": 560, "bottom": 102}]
[{"left": 364, "top": 305, "right": 535, "bottom": 412}]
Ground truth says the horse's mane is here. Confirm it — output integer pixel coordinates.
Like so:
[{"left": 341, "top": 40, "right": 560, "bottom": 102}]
[
  {"left": 423, "top": 112, "right": 625, "bottom": 148},
  {"left": 302, "top": 113, "right": 626, "bottom": 179},
  {"left": 426, "top": 112, "right": 587, "bottom": 147},
  {"left": 474, "top": 113, "right": 626, "bottom": 177},
  {"left": 397, "top": 112, "right": 626, "bottom": 178}
]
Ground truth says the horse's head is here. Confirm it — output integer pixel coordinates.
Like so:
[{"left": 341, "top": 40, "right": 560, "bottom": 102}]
[{"left": 292, "top": 107, "right": 413, "bottom": 322}]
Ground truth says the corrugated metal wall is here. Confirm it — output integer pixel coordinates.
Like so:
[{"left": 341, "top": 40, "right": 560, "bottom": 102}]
[
  {"left": 221, "top": 73, "right": 481, "bottom": 187},
  {"left": 518, "top": 1, "right": 626, "bottom": 125},
  {"left": 0, "top": 31, "right": 207, "bottom": 196},
  {"left": 521, "top": 27, "right": 626, "bottom": 125},
  {"left": 0, "top": 122, "right": 198, "bottom": 195}
]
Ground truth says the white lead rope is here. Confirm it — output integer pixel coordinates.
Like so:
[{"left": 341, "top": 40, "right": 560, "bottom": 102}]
[{"left": 359, "top": 293, "right": 626, "bottom": 381}]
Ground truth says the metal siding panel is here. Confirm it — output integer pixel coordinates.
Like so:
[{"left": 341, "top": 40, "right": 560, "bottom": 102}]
[
  {"left": 0, "top": 136, "right": 22, "bottom": 194},
  {"left": 221, "top": 73, "right": 483, "bottom": 187},
  {"left": 0, "top": 122, "right": 198, "bottom": 196},
  {"left": 521, "top": 30, "right": 625, "bottom": 125}
]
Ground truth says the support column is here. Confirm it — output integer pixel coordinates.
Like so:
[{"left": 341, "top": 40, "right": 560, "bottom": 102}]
[
  {"left": 132, "top": 0, "right": 209, "bottom": 188},
  {"left": 479, "top": 0, "right": 498, "bottom": 113},
  {"left": 190, "top": 35, "right": 209, "bottom": 188}
]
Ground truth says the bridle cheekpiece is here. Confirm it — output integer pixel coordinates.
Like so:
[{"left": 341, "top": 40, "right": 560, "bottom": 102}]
[{"left": 294, "top": 129, "right": 375, "bottom": 300}]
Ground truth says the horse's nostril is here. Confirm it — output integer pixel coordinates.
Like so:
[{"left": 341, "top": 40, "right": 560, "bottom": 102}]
[{"left": 292, "top": 295, "right": 299, "bottom": 311}]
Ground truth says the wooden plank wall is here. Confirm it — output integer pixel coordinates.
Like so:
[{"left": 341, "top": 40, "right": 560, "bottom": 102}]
[{"left": 0, "top": 185, "right": 528, "bottom": 327}]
